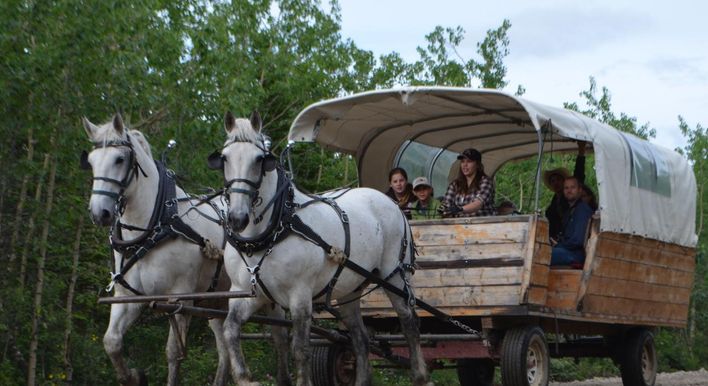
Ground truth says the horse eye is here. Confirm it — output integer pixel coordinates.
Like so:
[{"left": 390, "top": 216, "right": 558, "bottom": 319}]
[{"left": 115, "top": 156, "right": 125, "bottom": 165}]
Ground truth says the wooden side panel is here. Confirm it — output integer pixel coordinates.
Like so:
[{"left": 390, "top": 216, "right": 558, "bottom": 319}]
[
  {"left": 579, "top": 232, "right": 696, "bottom": 326},
  {"left": 523, "top": 218, "right": 551, "bottom": 305},
  {"left": 546, "top": 269, "right": 582, "bottom": 310},
  {"left": 360, "top": 217, "right": 532, "bottom": 318}
]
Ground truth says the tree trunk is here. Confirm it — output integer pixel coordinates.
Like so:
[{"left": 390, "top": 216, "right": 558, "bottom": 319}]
[
  {"left": 19, "top": 153, "right": 50, "bottom": 288},
  {"left": 8, "top": 126, "right": 34, "bottom": 267},
  {"left": 62, "top": 215, "right": 84, "bottom": 382},
  {"left": 26, "top": 145, "right": 57, "bottom": 386},
  {"left": 0, "top": 178, "right": 6, "bottom": 236},
  {"left": 343, "top": 155, "right": 349, "bottom": 185}
]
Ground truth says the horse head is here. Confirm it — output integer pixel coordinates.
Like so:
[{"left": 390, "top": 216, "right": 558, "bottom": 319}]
[
  {"left": 80, "top": 114, "right": 151, "bottom": 226},
  {"left": 209, "top": 111, "right": 276, "bottom": 232}
]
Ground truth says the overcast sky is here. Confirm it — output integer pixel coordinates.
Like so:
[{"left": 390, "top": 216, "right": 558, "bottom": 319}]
[{"left": 338, "top": 0, "right": 708, "bottom": 151}]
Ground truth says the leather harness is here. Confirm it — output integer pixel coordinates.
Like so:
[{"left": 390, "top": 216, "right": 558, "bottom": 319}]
[{"left": 83, "top": 137, "right": 224, "bottom": 296}]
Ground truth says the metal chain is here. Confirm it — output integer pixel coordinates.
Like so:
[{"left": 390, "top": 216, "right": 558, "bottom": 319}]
[{"left": 448, "top": 317, "right": 482, "bottom": 336}]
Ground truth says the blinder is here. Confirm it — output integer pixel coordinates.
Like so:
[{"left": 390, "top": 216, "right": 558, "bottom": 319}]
[
  {"left": 80, "top": 150, "right": 91, "bottom": 170},
  {"left": 207, "top": 151, "right": 224, "bottom": 170},
  {"left": 261, "top": 152, "right": 277, "bottom": 173}
]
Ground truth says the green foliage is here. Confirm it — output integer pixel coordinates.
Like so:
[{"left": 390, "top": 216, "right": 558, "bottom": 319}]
[{"left": 1, "top": 0, "right": 706, "bottom": 384}]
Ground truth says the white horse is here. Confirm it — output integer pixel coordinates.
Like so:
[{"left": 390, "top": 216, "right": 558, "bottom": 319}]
[
  {"left": 81, "top": 115, "right": 290, "bottom": 386},
  {"left": 211, "top": 112, "right": 432, "bottom": 386}
]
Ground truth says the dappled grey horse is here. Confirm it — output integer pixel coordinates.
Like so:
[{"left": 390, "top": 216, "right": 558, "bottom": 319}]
[{"left": 209, "top": 112, "right": 432, "bottom": 386}]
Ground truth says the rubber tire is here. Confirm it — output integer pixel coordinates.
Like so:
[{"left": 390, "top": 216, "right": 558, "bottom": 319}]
[
  {"left": 457, "top": 358, "right": 495, "bottom": 386},
  {"left": 312, "top": 345, "right": 356, "bottom": 386},
  {"left": 500, "top": 326, "right": 550, "bottom": 386},
  {"left": 619, "top": 328, "right": 657, "bottom": 386}
]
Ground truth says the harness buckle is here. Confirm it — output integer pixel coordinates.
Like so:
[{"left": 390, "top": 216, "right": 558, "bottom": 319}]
[
  {"left": 246, "top": 265, "right": 260, "bottom": 294},
  {"left": 106, "top": 272, "right": 121, "bottom": 292}
]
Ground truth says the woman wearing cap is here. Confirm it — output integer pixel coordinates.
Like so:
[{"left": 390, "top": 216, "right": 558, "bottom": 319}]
[
  {"left": 411, "top": 176, "right": 441, "bottom": 220},
  {"left": 440, "top": 148, "right": 497, "bottom": 217},
  {"left": 385, "top": 167, "right": 414, "bottom": 219}
]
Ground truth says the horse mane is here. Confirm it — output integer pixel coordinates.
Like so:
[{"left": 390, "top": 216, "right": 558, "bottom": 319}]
[
  {"left": 89, "top": 119, "right": 154, "bottom": 159},
  {"left": 127, "top": 130, "right": 154, "bottom": 159},
  {"left": 225, "top": 118, "right": 264, "bottom": 145}
]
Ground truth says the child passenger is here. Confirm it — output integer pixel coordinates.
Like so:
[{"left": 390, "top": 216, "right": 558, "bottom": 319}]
[
  {"left": 385, "top": 167, "right": 414, "bottom": 219},
  {"left": 410, "top": 177, "right": 441, "bottom": 220}
]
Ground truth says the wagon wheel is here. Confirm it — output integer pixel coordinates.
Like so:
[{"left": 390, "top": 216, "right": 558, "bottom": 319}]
[
  {"left": 619, "top": 328, "right": 657, "bottom": 386},
  {"left": 500, "top": 326, "right": 549, "bottom": 386},
  {"left": 457, "top": 358, "right": 495, "bottom": 386},
  {"left": 312, "top": 344, "right": 356, "bottom": 386}
]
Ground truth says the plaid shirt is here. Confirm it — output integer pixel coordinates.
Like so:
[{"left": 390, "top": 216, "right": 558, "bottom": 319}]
[{"left": 441, "top": 176, "right": 497, "bottom": 217}]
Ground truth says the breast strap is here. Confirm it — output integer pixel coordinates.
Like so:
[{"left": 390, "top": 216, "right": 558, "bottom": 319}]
[{"left": 107, "top": 161, "right": 217, "bottom": 295}]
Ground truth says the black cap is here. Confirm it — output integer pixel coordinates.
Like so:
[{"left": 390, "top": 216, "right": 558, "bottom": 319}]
[{"left": 457, "top": 148, "right": 482, "bottom": 162}]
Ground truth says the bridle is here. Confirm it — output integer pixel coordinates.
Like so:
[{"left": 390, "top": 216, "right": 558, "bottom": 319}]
[
  {"left": 208, "top": 137, "right": 277, "bottom": 223},
  {"left": 80, "top": 135, "right": 147, "bottom": 214}
]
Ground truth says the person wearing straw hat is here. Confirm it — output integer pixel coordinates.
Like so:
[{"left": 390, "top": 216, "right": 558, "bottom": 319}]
[
  {"left": 410, "top": 176, "right": 441, "bottom": 220},
  {"left": 545, "top": 142, "right": 586, "bottom": 242}
]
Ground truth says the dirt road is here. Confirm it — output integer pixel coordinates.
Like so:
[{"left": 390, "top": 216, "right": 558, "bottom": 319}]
[{"left": 551, "top": 369, "right": 708, "bottom": 386}]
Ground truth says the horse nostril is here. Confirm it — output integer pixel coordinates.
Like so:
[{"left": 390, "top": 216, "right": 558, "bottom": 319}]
[{"left": 101, "top": 209, "right": 111, "bottom": 220}]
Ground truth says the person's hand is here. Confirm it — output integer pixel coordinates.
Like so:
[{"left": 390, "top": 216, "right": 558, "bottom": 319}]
[
  {"left": 577, "top": 141, "right": 587, "bottom": 156},
  {"left": 447, "top": 204, "right": 463, "bottom": 215}
]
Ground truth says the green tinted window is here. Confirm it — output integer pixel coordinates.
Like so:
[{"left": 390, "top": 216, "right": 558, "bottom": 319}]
[
  {"left": 396, "top": 140, "right": 456, "bottom": 197},
  {"left": 621, "top": 133, "right": 671, "bottom": 197}
]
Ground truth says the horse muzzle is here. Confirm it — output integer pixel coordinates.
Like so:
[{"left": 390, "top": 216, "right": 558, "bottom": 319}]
[
  {"left": 228, "top": 210, "right": 250, "bottom": 233},
  {"left": 88, "top": 197, "right": 116, "bottom": 226}
]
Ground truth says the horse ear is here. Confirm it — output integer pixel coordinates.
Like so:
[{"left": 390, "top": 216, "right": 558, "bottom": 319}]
[
  {"left": 82, "top": 117, "right": 97, "bottom": 138},
  {"left": 250, "top": 111, "right": 262, "bottom": 132},
  {"left": 207, "top": 151, "right": 224, "bottom": 170},
  {"left": 224, "top": 111, "right": 236, "bottom": 134},
  {"left": 113, "top": 113, "right": 125, "bottom": 135}
]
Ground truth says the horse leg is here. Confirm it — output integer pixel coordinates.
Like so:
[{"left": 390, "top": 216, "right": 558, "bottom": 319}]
[
  {"left": 223, "top": 298, "right": 261, "bottom": 386},
  {"left": 208, "top": 318, "right": 230, "bottom": 386},
  {"left": 289, "top": 296, "right": 313, "bottom": 386},
  {"left": 265, "top": 305, "right": 292, "bottom": 386},
  {"left": 338, "top": 300, "right": 372, "bottom": 386},
  {"left": 103, "top": 302, "right": 148, "bottom": 386},
  {"left": 166, "top": 312, "right": 191, "bottom": 386},
  {"left": 384, "top": 287, "right": 431, "bottom": 386}
]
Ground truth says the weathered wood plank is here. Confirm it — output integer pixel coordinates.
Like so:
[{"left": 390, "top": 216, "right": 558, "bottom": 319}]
[
  {"left": 546, "top": 291, "right": 577, "bottom": 310},
  {"left": 361, "top": 285, "right": 521, "bottom": 309},
  {"left": 585, "top": 276, "right": 692, "bottom": 305},
  {"left": 535, "top": 218, "right": 549, "bottom": 243},
  {"left": 520, "top": 216, "right": 538, "bottom": 305},
  {"left": 416, "top": 258, "right": 523, "bottom": 270},
  {"left": 413, "top": 222, "right": 529, "bottom": 246},
  {"left": 417, "top": 243, "right": 525, "bottom": 261},
  {"left": 529, "top": 263, "right": 550, "bottom": 287},
  {"left": 545, "top": 270, "right": 582, "bottom": 310},
  {"left": 526, "top": 286, "right": 547, "bottom": 305},
  {"left": 411, "top": 215, "right": 532, "bottom": 227},
  {"left": 581, "top": 294, "right": 689, "bottom": 324},
  {"left": 599, "top": 232, "right": 696, "bottom": 256},
  {"left": 596, "top": 237, "right": 695, "bottom": 272},
  {"left": 532, "top": 242, "right": 552, "bottom": 266},
  {"left": 592, "top": 256, "right": 695, "bottom": 288},
  {"left": 548, "top": 270, "right": 582, "bottom": 292},
  {"left": 410, "top": 266, "right": 523, "bottom": 288}
]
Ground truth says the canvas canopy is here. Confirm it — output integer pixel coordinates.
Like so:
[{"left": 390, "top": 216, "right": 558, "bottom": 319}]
[{"left": 288, "top": 87, "right": 697, "bottom": 247}]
